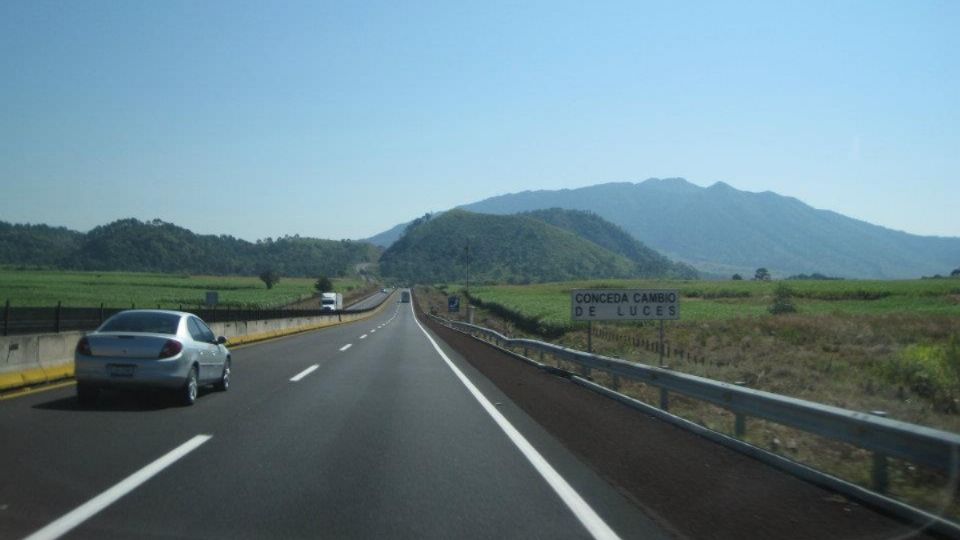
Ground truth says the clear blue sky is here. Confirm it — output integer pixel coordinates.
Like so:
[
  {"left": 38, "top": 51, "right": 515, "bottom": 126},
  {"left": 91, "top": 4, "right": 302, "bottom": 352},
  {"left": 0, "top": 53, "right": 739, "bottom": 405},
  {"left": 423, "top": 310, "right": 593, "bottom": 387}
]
[{"left": 2, "top": 1, "right": 957, "bottom": 241}]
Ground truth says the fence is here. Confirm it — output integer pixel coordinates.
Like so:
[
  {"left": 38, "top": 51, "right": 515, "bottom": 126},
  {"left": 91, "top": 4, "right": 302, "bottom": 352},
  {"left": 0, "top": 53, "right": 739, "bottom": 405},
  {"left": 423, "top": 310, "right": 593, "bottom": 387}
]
[
  {"left": 428, "top": 313, "right": 960, "bottom": 537},
  {"left": 1, "top": 298, "right": 384, "bottom": 336}
]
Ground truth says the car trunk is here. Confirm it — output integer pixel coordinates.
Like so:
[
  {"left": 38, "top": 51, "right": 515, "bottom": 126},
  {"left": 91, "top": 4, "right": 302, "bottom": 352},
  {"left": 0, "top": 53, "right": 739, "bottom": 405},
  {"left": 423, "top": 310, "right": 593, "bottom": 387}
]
[{"left": 86, "top": 333, "right": 173, "bottom": 359}]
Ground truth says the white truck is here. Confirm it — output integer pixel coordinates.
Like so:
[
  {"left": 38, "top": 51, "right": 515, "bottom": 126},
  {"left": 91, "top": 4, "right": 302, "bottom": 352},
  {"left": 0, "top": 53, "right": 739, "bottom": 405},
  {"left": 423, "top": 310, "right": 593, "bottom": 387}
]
[{"left": 320, "top": 292, "right": 343, "bottom": 312}]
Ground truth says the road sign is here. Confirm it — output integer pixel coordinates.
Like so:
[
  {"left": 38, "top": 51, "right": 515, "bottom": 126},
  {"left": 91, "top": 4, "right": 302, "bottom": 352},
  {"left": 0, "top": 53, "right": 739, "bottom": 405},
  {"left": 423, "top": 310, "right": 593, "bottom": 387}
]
[
  {"left": 571, "top": 289, "right": 679, "bottom": 321},
  {"left": 205, "top": 291, "right": 219, "bottom": 306},
  {"left": 448, "top": 296, "right": 461, "bottom": 313}
]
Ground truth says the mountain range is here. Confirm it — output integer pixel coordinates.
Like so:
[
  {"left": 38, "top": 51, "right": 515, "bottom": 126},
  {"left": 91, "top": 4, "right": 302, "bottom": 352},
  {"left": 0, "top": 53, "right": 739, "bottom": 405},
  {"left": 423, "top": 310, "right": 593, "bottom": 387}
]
[{"left": 368, "top": 179, "right": 960, "bottom": 279}]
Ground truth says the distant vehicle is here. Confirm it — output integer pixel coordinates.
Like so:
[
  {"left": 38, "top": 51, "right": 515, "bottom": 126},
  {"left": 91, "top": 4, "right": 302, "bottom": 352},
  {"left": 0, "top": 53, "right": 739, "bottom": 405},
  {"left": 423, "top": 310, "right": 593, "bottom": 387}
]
[
  {"left": 381, "top": 288, "right": 388, "bottom": 293},
  {"left": 400, "top": 291, "right": 410, "bottom": 303},
  {"left": 320, "top": 292, "right": 343, "bottom": 311},
  {"left": 74, "top": 310, "right": 230, "bottom": 406}
]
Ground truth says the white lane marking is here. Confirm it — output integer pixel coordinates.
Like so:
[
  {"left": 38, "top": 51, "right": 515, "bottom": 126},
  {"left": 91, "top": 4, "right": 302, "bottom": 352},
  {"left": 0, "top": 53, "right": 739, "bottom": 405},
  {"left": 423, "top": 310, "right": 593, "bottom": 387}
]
[
  {"left": 360, "top": 334, "right": 368, "bottom": 340},
  {"left": 340, "top": 344, "right": 352, "bottom": 352},
  {"left": 24, "top": 435, "right": 212, "bottom": 540},
  {"left": 290, "top": 364, "right": 319, "bottom": 382},
  {"left": 370, "top": 329, "right": 376, "bottom": 333},
  {"left": 409, "top": 303, "right": 621, "bottom": 540}
]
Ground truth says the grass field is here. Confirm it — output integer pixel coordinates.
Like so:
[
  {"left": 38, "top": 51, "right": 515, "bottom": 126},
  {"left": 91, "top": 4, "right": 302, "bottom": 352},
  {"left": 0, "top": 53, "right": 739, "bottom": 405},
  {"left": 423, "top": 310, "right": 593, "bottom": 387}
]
[
  {"left": 418, "top": 280, "right": 960, "bottom": 519},
  {"left": 0, "top": 268, "right": 369, "bottom": 309},
  {"left": 464, "top": 279, "right": 960, "bottom": 329},
  {"left": 451, "top": 280, "right": 960, "bottom": 429}
]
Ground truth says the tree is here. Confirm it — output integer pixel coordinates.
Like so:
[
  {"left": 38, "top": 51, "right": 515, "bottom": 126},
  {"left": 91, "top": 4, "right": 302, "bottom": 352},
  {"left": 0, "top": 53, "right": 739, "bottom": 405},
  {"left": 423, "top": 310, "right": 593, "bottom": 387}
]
[
  {"left": 259, "top": 269, "right": 280, "bottom": 289},
  {"left": 732, "top": 273, "right": 743, "bottom": 280},
  {"left": 314, "top": 275, "right": 333, "bottom": 293},
  {"left": 769, "top": 283, "right": 797, "bottom": 314},
  {"left": 754, "top": 267, "right": 771, "bottom": 281},
  {"left": 952, "top": 267, "right": 960, "bottom": 277}
]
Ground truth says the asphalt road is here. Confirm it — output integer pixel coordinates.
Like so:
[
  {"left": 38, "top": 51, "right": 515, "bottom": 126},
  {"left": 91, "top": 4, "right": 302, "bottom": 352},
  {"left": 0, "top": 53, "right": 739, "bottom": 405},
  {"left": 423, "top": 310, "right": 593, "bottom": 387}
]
[
  {"left": 0, "top": 294, "right": 665, "bottom": 539},
  {"left": 345, "top": 289, "right": 392, "bottom": 311}
]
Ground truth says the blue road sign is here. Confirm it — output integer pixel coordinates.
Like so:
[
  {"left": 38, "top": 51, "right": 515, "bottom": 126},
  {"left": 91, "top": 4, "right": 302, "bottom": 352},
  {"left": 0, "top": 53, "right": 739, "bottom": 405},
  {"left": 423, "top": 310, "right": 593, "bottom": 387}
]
[{"left": 448, "top": 296, "right": 460, "bottom": 313}]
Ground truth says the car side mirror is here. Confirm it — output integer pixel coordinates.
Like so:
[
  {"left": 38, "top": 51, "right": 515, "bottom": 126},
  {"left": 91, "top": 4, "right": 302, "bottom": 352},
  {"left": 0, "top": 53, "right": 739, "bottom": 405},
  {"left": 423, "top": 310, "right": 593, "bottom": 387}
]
[{"left": 216, "top": 336, "right": 228, "bottom": 345}]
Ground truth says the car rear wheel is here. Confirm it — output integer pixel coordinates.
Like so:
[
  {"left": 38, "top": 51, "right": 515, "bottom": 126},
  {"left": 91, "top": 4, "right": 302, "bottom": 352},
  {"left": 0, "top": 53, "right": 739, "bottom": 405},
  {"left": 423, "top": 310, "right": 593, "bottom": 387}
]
[
  {"left": 214, "top": 359, "right": 230, "bottom": 391},
  {"left": 76, "top": 384, "right": 98, "bottom": 406},
  {"left": 180, "top": 366, "right": 198, "bottom": 406}
]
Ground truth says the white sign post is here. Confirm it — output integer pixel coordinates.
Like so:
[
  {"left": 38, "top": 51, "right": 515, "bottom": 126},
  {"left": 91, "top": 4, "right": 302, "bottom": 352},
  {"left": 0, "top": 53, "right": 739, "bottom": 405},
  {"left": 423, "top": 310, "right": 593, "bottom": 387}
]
[{"left": 571, "top": 289, "right": 679, "bottom": 366}]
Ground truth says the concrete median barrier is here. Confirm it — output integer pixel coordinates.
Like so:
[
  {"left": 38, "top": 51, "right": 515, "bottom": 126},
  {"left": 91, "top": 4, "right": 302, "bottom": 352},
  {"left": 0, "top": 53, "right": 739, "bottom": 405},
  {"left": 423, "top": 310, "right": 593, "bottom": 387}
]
[{"left": 0, "top": 291, "right": 396, "bottom": 393}]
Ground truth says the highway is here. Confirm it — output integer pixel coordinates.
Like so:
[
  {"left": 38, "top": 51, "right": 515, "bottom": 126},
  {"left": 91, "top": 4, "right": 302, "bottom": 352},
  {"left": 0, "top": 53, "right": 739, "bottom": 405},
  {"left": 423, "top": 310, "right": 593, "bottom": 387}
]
[
  {"left": 345, "top": 289, "right": 392, "bottom": 311},
  {"left": 0, "top": 294, "right": 665, "bottom": 539}
]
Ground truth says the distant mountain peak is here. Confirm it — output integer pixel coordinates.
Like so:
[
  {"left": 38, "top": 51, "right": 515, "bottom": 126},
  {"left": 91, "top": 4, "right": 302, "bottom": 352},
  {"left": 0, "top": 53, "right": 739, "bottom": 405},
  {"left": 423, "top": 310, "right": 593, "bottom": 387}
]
[
  {"left": 638, "top": 177, "right": 701, "bottom": 193},
  {"left": 708, "top": 181, "right": 735, "bottom": 191}
]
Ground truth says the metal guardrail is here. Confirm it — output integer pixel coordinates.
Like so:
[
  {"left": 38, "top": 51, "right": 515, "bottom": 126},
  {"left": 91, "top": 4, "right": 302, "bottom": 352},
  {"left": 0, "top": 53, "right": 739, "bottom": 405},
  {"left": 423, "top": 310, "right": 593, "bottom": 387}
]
[{"left": 433, "top": 316, "right": 960, "bottom": 496}]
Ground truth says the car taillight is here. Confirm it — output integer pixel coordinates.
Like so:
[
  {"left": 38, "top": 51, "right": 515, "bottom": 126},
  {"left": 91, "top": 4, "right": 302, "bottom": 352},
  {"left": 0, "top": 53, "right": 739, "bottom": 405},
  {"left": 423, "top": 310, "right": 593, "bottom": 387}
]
[
  {"left": 158, "top": 339, "right": 183, "bottom": 359},
  {"left": 76, "top": 337, "right": 92, "bottom": 356}
]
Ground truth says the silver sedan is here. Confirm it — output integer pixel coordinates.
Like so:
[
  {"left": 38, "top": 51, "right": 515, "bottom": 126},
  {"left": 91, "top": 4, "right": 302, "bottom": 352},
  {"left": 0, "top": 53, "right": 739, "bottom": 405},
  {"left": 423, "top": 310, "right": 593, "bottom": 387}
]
[{"left": 74, "top": 310, "right": 231, "bottom": 406}]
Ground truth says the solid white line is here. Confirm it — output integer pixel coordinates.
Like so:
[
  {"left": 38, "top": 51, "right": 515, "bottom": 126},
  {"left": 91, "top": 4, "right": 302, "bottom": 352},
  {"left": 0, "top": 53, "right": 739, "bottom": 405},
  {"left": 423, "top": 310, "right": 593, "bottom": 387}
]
[
  {"left": 339, "top": 344, "right": 352, "bottom": 352},
  {"left": 290, "top": 364, "right": 319, "bottom": 382},
  {"left": 360, "top": 334, "right": 368, "bottom": 340},
  {"left": 408, "top": 302, "right": 621, "bottom": 540},
  {"left": 24, "top": 435, "right": 212, "bottom": 540}
]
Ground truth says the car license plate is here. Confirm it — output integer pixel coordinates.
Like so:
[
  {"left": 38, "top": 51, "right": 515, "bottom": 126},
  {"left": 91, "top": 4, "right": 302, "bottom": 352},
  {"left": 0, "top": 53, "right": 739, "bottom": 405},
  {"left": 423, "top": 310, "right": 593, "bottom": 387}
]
[{"left": 107, "top": 364, "right": 136, "bottom": 377}]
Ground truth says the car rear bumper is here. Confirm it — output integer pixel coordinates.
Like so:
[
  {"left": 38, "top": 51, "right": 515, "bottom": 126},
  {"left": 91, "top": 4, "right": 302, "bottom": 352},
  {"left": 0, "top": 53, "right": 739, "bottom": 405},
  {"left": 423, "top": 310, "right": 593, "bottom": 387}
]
[{"left": 75, "top": 355, "right": 191, "bottom": 389}]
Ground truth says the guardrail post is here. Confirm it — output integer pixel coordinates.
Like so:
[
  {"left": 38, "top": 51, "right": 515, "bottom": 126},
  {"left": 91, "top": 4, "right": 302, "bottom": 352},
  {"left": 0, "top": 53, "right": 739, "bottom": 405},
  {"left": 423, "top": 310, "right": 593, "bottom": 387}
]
[
  {"left": 872, "top": 452, "right": 889, "bottom": 494},
  {"left": 870, "top": 411, "right": 889, "bottom": 493},
  {"left": 659, "top": 319, "right": 665, "bottom": 367},
  {"left": 55, "top": 301, "right": 62, "bottom": 333},
  {"left": 587, "top": 321, "right": 593, "bottom": 353},
  {"left": 659, "top": 388, "right": 669, "bottom": 411},
  {"left": 99, "top": 303, "right": 104, "bottom": 325},
  {"left": 3, "top": 299, "right": 9, "bottom": 336},
  {"left": 735, "top": 413, "right": 746, "bottom": 438},
  {"left": 733, "top": 381, "right": 747, "bottom": 437}
]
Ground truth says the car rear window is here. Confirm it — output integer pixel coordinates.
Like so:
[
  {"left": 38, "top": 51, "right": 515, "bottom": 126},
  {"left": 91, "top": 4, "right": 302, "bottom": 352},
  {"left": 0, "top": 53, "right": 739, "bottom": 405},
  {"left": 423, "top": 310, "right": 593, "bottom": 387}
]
[{"left": 100, "top": 312, "right": 181, "bottom": 335}]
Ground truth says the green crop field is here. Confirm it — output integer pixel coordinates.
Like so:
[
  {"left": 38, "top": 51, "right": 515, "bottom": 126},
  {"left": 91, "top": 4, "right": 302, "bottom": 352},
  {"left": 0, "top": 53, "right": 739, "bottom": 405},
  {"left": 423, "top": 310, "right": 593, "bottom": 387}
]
[
  {"left": 432, "top": 278, "right": 960, "bottom": 431},
  {"left": 0, "top": 268, "right": 368, "bottom": 309},
  {"left": 464, "top": 278, "right": 960, "bottom": 328}
]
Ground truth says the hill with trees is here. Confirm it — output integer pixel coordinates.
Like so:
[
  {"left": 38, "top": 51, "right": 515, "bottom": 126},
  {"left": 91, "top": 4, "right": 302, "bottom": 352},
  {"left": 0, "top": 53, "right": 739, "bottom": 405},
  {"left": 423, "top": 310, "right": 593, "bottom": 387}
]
[
  {"left": 0, "top": 218, "right": 379, "bottom": 277},
  {"left": 380, "top": 210, "right": 655, "bottom": 284},
  {"left": 0, "top": 222, "right": 84, "bottom": 267},
  {"left": 520, "top": 208, "right": 698, "bottom": 279}
]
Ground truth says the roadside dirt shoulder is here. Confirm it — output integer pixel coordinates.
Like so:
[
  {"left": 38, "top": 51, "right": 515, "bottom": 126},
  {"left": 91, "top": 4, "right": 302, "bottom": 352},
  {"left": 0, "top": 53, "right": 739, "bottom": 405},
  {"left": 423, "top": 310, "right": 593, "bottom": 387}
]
[{"left": 416, "top": 300, "right": 942, "bottom": 540}]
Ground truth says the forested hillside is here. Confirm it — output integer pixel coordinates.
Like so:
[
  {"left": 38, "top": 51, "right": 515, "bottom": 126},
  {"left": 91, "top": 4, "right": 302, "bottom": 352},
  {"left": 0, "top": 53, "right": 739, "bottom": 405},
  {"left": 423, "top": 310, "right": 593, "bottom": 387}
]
[
  {"left": 0, "top": 218, "right": 379, "bottom": 277},
  {"left": 379, "top": 210, "right": 641, "bottom": 284},
  {"left": 0, "top": 222, "right": 83, "bottom": 267},
  {"left": 521, "top": 208, "right": 698, "bottom": 279}
]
